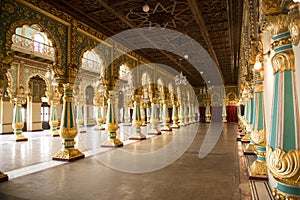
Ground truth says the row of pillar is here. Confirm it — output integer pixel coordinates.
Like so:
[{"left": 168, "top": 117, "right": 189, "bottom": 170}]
[{"left": 238, "top": 4, "right": 300, "bottom": 198}]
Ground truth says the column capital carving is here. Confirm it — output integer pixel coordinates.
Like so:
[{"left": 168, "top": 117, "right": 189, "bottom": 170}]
[
  {"left": 265, "top": 14, "right": 289, "bottom": 38},
  {"left": 272, "top": 50, "right": 295, "bottom": 74}
]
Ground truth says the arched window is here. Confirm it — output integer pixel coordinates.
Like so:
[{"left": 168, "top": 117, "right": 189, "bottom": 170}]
[
  {"left": 12, "top": 24, "right": 55, "bottom": 58},
  {"left": 82, "top": 49, "right": 103, "bottom": 73}
]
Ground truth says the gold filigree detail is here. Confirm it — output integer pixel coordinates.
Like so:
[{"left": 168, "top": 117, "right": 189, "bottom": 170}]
[
  {"left": 267, "top": 146, "right": 300, "bottom": 186},
  {"left": 251, "top": 130, "right": 266, "bottom": 145},
  {"left": 4, "top": 3, "right": 14, "bottom": 14},
  {"left": 262, "top": 0, "right": 286, "bottom": 15},
  {"left": 250, "top": 160, "right": 268, "bottom": 176},
  {"left": 107, "top": 123, "right": 119, "bottom": 132},
  {"left": 52, "top": 148, "right": 84, "bottom": 160},
  {"left": 60, "top": 127, "right": 77, "bottom": 139},
  {"left": 271, "top": 50, "right": 295, "bottom": 74},
  {"left": 265, "top": 14, "right": 289, "bottom": 38}
]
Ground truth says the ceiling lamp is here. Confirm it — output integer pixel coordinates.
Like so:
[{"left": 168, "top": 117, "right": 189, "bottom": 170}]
[
  {"left": 143, "top": 4, "right": 150, "bottom": 12},
  {"left": 175, "top": 71, "right": 188, "bottom": 86}
]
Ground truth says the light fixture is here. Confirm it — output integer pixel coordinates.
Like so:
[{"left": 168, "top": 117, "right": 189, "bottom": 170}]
[
  {"left": 254, "top": 52, "right": 263, "bottom": 70},
  {"left": 143, "top": 4, "right": 150, "bottom": 12},
  {"left": 175, "top": 58, "right": 188, "bottom": 86}
]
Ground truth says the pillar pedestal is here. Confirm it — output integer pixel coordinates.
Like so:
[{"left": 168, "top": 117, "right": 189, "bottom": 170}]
[{"left": 0, "top": 171, "right": 8, "bottom": 182}]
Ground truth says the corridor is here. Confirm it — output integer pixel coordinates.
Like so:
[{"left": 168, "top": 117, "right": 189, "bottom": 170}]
[{"left": 0, "top": 123, "right": 264, "bottom": 200}]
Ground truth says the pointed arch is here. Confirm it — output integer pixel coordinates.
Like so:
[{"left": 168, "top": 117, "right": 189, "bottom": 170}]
[{"left": 6, "top": 20, "right": 62, "bottom": 66}]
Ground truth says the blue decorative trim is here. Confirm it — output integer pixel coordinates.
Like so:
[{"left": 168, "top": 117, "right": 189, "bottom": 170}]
[
  {"left": 277, "top": 183, "right": 300, "bottom": 196},
  {"left": 274, "top": 44, "right": 293, "bottom": 53},
  {"left": 274, "top": 32, "right": 291, "bottom": 41}
]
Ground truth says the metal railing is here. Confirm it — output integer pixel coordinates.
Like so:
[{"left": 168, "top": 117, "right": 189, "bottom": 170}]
[
  {"left": 82, "top": 57, "right": 102, "bottom": 71},
  {"left": 12, "top": 34, "right": 55, "bottom": 57}
]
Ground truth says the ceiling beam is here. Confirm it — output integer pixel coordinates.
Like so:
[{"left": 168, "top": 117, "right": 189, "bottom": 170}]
[
  {"left": 226, "top": 0, "right": 235, "bottom": 83},
  {"left": 187, "top": 0, "right": 222, "bottom": 79}
]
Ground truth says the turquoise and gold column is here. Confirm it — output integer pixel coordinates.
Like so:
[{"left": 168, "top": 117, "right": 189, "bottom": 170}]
[
  {"left": 170, "top": 92, "right": 179, "bottom": 129},
  {"left": 265, "top": 13, "right": 300, "bottom": 199},
  {"left": 53, "top": 83, "right": 84, "bottom": 161},
  {"left": 94, "top": 92, "right": 105, "bottom": 130},
  {"left": 48, "top": 86, "right": 62, "bottom": 137},
  {"left": 249, "top": 55, "right": 267, "bottom": 179},
  {"left": 241, "top": 85, "right": 254, "bottom": 143},
  {"left": 205, "top": 102, "right": 211, "bottom": 123},
  {"left": 161, "top": 88, "right": 172, "bottom": 131},
  {"left": 129, "top": 93, "right": 146, "bottom": 140},
  {"left": 48, "top": 86, "right": 61, "bottom": 137},
  {"left": 101, "top": 91, "right": 123, "bottom": 147},
  {"left": 140, "top": 103, "right": 147, "bottom": 126},
  {"left": 148, "top": 84, "right": 160, "bottom": 135},
  {"left": 49, "top": 101, "right": 59, "bottom": 137},
  {"left": 178, "top": 103, "right": 185, "bottom": 127},
  {"left": 76, "top": 102, "right": 86, "bottom": 133},
  {"left": 123, "top": 106, "right": 132, "bottom": 126},
  {"left": 222, "top": 99, "right": 227, "bottom": 123},
  {"left": 12, "top": 97, "right": 27, "bottom": 141}
]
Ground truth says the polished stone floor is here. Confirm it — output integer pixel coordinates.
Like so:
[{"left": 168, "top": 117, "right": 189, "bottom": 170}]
[{"left": 0, "top": 122, "right": 263, "bottom": 199}]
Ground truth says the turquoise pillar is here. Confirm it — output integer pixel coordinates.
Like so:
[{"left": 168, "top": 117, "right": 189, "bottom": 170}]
[
  {"left": 129, "top": 96, "right": 146, "bottom": 140},
  {"left": 12, "top": 97, "right": 27, "bottom": 141},
  {"left": 53, "top": 83, "right": 84, "bottom": 161},
  {"left": 171, "top": 101, "right": 179, "bottom": 129},
  {"left": 101, "top": 91, "right": 123, "bottom": 147},
  {"left": 49, "top": 101, "right": 60, "bottom": 136},
  {"left": 266, "top": 30, "right": 300, "bottom": 198}
]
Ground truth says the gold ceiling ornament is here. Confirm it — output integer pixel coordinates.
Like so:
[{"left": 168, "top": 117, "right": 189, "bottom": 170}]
[{"left": 267, "top": 146, "right": 300, "bottom": 186}]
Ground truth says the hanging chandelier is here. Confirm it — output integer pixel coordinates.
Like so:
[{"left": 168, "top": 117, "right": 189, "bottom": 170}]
[
  {"left": 175, "top": 56, "right": 189, "bottom": 86},
  {"left": 175, "top": 71, "right": 188, "bottom": 86}
]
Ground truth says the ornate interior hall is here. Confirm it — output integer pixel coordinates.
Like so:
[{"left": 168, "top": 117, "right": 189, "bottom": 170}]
[{"left": 0, "top": 0, "right": 300, "bottom": 199}]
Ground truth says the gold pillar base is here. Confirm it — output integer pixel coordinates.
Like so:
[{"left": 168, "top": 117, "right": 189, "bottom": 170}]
[
  {"left": 148, "top": 129, "right": 161, "bottom": 135},
  {"left": 129, "top": 133, "right": 146, "bottom": 140},
  {"left": 15, "top": 134, "right": 28, "bottom": 142},
  {"left": 161, "top": 125, "right": 172, "bottom": 131},
  {"left": 0, "top": 171, "right": 8, "bottom": 182},
  {"left": 101, "top": 138, "right": 123, "bottom": 148},
  {"left": 94, "top": 126, "right": 105, "bottom": 130},
  {"left": 78, "top": 127, "right": 87, "bottom": 133},
  {"left": 171, "top": 124, "right": 179, "bottom": 129},
  {"left": 123, "top": 123, "right": 132, "bottom": 126},
  {"left": 243, "top": 143, "right": 256, "bottom": 155},
  {"left": 222, "top": 119, "right": 227, "bottom": 123},
  {"left": 52, "top": 148, "right": 85, "bottom": 162},
  {"left": 248, "top": 160, "right": 268, "bottom": 180},
  {"left": 241, "top": 135, "right": 251, "bottom": 143},
  {"left": 52, "top": 131, "right": 60, "bottom": 137}
]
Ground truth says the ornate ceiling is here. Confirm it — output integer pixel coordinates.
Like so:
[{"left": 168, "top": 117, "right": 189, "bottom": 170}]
[{"left": 44, "top": 0, "right": 244, "bottom": 87}]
